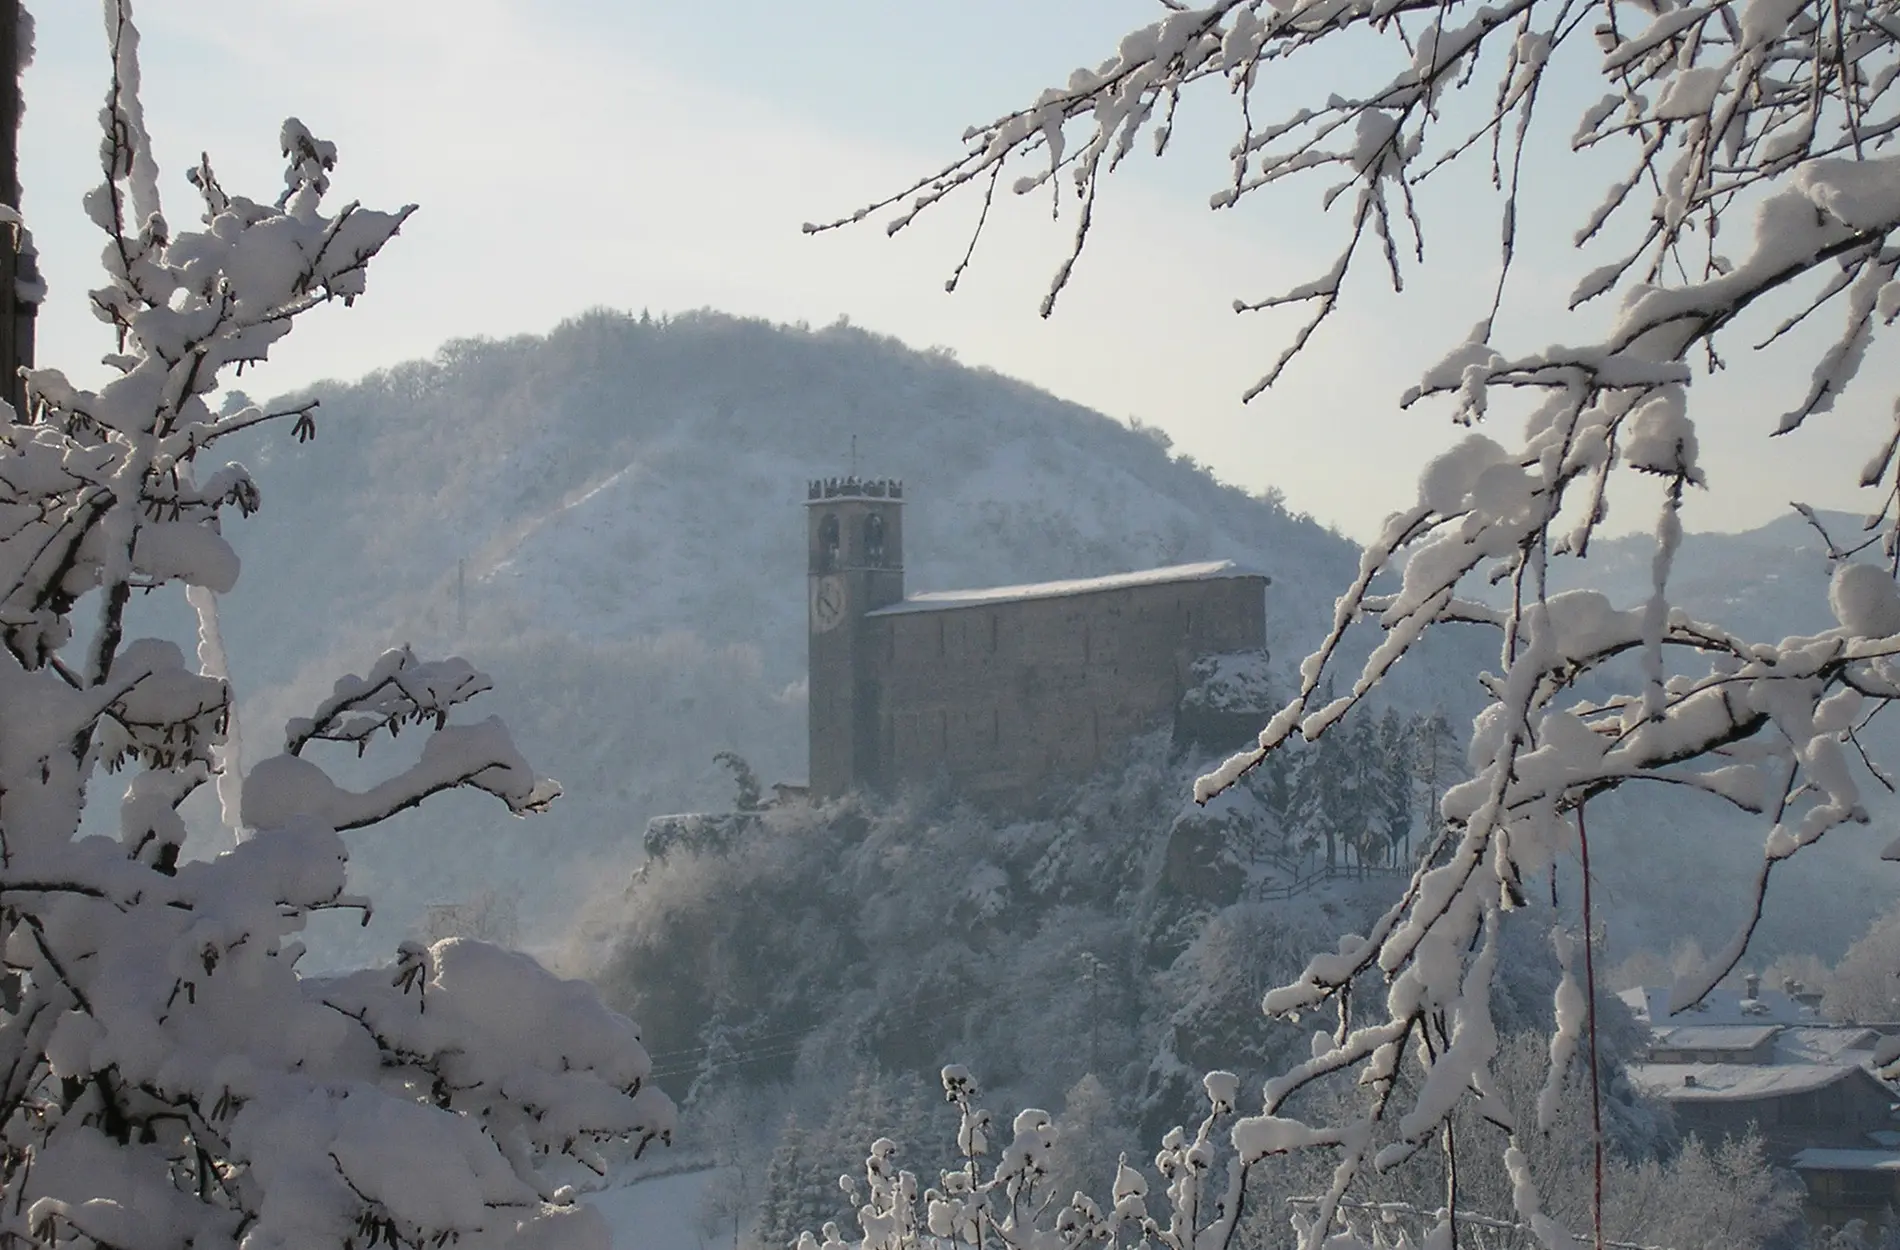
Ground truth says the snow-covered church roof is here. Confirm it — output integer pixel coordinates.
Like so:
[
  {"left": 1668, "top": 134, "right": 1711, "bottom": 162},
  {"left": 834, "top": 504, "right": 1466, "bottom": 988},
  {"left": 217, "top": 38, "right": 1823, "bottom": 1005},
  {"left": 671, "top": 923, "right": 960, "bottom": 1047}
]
[{"left": 866, "top": 559, "right": 1266, "bottom": 617}]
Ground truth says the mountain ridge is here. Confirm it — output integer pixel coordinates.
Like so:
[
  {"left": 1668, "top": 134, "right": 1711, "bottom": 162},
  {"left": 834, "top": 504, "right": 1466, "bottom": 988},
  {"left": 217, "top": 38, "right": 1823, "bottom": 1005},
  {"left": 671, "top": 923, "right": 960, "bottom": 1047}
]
[{"left": 178, "top": 307, "right": 1896, "bottom": 966}]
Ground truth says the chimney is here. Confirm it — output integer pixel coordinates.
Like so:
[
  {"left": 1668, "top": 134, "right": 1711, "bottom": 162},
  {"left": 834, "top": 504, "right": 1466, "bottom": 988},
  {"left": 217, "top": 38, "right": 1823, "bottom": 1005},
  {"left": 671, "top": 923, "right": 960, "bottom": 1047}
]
[
  {"left": 1743, "top": 973, "right": 1761, "bottom": 1000},
  {"left": 1682, "top": 1073, "right": 1698, "bottom": 1088}
]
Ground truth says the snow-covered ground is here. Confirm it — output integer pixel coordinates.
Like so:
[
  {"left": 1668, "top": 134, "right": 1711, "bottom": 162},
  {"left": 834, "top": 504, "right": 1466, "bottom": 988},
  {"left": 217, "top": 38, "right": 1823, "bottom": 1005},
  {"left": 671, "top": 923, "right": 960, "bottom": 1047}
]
[{"left": 588, "top": 1167, "right": 735, "bottom": 1250}]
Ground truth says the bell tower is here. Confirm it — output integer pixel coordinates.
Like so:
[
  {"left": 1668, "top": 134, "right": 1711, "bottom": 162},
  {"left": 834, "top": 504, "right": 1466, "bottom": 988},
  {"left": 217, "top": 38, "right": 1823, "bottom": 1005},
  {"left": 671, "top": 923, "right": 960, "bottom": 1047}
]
[{"left": 807, "top": 477, "right": 904, "bottom": 799}]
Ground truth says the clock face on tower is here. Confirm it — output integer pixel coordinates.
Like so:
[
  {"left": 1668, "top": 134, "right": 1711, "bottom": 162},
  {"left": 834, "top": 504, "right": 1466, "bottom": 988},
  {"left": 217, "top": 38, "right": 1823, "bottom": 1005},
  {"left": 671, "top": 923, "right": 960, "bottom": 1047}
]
[{"left": 810, "top": 574, "right": 847, "bottom": 633}]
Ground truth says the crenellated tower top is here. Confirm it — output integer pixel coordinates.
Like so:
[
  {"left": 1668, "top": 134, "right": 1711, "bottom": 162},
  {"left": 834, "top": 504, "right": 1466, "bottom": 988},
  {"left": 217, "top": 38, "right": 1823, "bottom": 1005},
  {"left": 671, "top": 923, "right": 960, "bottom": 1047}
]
[{"left": 807, "top": 476, "right": 903, "bottom": 503}]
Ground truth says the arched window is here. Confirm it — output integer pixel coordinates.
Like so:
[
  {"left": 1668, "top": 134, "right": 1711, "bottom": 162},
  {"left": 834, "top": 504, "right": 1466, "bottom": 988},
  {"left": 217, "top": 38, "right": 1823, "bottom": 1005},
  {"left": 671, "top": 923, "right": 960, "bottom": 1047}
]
[
  {"left": 864, "top": 513, "right": 886, "bottom": 566},
  {"left": 818, "top": 513, "right": 841, "bottom": 572}
]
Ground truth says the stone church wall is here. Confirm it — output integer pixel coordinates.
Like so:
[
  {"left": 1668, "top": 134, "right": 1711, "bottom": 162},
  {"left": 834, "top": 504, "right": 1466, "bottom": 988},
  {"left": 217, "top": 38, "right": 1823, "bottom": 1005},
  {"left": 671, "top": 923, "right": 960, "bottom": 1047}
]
[{"left": 865, "top": 576, "right": 1265, "bottom": 804}]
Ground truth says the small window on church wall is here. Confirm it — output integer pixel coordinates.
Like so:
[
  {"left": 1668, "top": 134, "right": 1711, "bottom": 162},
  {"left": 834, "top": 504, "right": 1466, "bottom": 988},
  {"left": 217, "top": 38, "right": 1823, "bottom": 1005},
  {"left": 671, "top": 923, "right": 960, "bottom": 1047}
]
[
  {"left": 818, "top": 513, "right": 840, "bottom": 572},
  {"left": 864, "top": 513, "right": 886, "bottom": 566}
]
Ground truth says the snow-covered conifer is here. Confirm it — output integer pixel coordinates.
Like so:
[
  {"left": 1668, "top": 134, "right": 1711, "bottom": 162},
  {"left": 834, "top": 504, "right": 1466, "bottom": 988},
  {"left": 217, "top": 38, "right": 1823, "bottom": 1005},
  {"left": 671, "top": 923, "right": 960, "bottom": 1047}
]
[
  {"left": 0, "top": 7, "right": 671, "bottom": 1246},
  {"left": 1043, "top": 1073, "right": 1137, "bottom": 1207},
  {"left": 1411, "top": 711, "right": 1461, "bottom": 848},
  {"left": 1334, "top": 715, "right": 1383, "bottom": 872},
  {"left": 1373, "top": 709, "right": 1415, "bottom": 866},
  {"left": 822, "top": 1070, "right": 898, "bottom": 1190},
  {"left": 758, "top": 1115, "right": 833, "bottom": 1250},
  {"left": 1287, "top": 722, "right": 1344, "bottom": 869}
]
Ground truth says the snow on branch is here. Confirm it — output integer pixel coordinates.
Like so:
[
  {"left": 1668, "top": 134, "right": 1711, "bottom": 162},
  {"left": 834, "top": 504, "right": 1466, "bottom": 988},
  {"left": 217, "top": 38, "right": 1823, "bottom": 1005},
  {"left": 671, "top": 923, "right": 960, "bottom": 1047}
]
[
  {"left": 284, "top": 645, "right": 497, "bottom": 758},
  {"left": 0, "top": 5, "right": 668, "bottom": 1247},
  {"left": 247, "top": 715, "right": 561, "bottom": 833},
  {"left": 835, "top": 0, "right": 1900, "bottom": 1244}
]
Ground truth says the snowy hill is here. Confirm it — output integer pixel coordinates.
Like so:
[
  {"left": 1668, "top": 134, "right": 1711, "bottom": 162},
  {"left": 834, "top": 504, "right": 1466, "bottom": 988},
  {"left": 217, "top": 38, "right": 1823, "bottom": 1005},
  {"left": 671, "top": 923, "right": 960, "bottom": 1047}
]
[
  {"left": 222, "top": 309, "right": 1362, "bottom": 685},
  {"left": 200, "top": 309, "right": 1408, "bottom": 965},
  {"left": 1551, "top": 507, "right": 1849, "bottom": 642},
  {"left": 189, "top": 307, "right": 1896, "bottom": 966}
]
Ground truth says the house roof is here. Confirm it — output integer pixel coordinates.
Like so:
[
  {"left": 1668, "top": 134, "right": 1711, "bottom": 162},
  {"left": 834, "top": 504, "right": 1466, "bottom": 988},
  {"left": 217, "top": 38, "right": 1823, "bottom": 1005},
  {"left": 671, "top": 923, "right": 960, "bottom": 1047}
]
[
  {"left": 1778, "top": 1026, "right": 1882, "bottom": 1065},
  {"left": 1628, "top": 1061, "right": 1871, "bottom": 1103},
  {"left": 1651, "top": 1024, "right": 1780, "bottom": 1052},
  {"left": 1619, "top": 984, "right": 1816, "bottom": 1027},
  {"left": 865, "top": 560, "right": 1265, "bottom": 617},
  {"left": 1793, "top": 1148, "right": 1900, "bottom": 1173}
]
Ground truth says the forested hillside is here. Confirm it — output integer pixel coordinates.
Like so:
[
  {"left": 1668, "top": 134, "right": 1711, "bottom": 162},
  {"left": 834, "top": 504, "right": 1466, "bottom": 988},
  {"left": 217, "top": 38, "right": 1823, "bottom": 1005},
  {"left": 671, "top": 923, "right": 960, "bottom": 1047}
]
[
  {"left": 592, "top": 718, "right": 1523, "bottom": 1236},
  {"left": 194, "top": 309, "right": 1459, "bottom": 964},
  {"left": 592, "top": 715, "right": 1804, "bottom": 1250},
  {"left": 176, "top": 307, "right": 1897, "bottom": 968}
]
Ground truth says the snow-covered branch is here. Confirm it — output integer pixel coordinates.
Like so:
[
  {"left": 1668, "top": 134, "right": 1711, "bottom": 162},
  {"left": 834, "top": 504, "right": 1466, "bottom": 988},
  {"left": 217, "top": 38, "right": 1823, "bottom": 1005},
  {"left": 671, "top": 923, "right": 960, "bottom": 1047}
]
[
  {"left": 837, "top": 0, "right": 1900, "bottom": 1243},
  {"left": 0, "top": 5, "right": 669, "bottom": 1247}
]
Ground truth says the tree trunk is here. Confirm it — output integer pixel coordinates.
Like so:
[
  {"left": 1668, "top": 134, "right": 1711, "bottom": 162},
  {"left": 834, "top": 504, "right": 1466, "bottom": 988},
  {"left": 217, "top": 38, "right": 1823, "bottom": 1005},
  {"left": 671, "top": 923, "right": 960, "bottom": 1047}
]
[{"left": 0, "top": 0, "right": 32, "bottom": 423}]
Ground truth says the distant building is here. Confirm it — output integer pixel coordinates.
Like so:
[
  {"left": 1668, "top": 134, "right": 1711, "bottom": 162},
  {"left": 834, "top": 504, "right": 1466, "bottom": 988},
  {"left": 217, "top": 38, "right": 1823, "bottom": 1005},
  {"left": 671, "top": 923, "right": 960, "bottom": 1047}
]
[
  {"left": 1794, "top": 1148, "right": 1900, "bottom": 1227},
  {"left": 1628, "top": 1057, "right": 1894, "bottom": 1161},
  {"left": 804, "top": 477, "right": 1268, "bottom": 806},
  {"left": 1643, "top": 1023, "right": 1781, "bottom": 1066},
  {"left": 1622, "top": 981, "right": 1900, "bottom": 1229}
]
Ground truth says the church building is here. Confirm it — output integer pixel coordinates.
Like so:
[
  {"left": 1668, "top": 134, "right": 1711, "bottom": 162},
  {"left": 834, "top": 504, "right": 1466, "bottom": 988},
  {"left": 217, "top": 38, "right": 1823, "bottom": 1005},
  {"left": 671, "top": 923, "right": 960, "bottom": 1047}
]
[{"left": 806, "top": 476, "right": 1268, "bottom": 806}]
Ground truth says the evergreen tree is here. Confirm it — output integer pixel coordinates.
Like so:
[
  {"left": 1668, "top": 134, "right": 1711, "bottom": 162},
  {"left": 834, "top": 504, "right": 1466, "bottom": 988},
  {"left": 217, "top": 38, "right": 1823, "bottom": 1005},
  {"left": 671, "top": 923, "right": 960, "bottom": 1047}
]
[
  {"left": 685, "top": 1006, "right": 743, "bottom": 1108},
  {"left": 877, "top": 1070, "right": 957, "bottom": 1196},
  {"left": 757, "top": 1115, "right": 833, "bottom": 1250},
  {"left": 1045, "top": 1074, "right": 1137, "bottom": 1205},
  {"left": 1288, "top": 733, "right": 1341, "bottom": 870},
  {"left": 1258, "top": 747, "right": 1297, "bottom": 833},
  {"left": 823, "top": 1067, "right": 899, "bottom": 1214},
  {"left": 1374, "top": 707, "right": 1416, "bottom": 866},
  {"left": 1411, "top": 711, "right": 1462, "bottom": 856},
  {"left": 1337, "top": 715, "right": 1384, "bottom": 874}
]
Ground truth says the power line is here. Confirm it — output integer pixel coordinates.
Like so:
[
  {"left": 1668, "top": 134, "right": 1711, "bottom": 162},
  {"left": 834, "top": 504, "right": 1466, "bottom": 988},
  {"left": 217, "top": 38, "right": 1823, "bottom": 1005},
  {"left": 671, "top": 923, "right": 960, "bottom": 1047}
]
[
  {"left": 651, "top": 1042, "right": 810, "bottom": 1083},
  {"left": 643, "top": 950, "right": 1121, "bottom": 1086},
  {"left": 643, "top": 981, "right": 980, "bottom": 1069}
]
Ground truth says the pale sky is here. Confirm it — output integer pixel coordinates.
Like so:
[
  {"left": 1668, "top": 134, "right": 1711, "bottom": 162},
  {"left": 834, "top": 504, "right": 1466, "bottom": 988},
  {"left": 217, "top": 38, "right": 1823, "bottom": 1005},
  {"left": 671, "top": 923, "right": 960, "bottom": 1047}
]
[{"left": 18, "top": 2, "right": 1889, "bottom": 542}]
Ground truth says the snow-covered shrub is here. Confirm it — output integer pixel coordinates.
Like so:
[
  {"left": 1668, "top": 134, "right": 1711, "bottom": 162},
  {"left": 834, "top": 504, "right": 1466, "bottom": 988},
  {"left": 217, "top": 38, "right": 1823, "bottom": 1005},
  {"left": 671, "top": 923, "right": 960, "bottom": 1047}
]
[
  {"left": 0, "top": 7, "right": 670, "bottom": 1246},
  {"left": 802, "top": 1043, "right": 1793, "bottom": 1250},
  {"left": 824, "top": 0, "right": 1900, "bottom": 1241},
  {"left": 800, "top": 1065, "right": 1247, "bottom": 1250}
]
